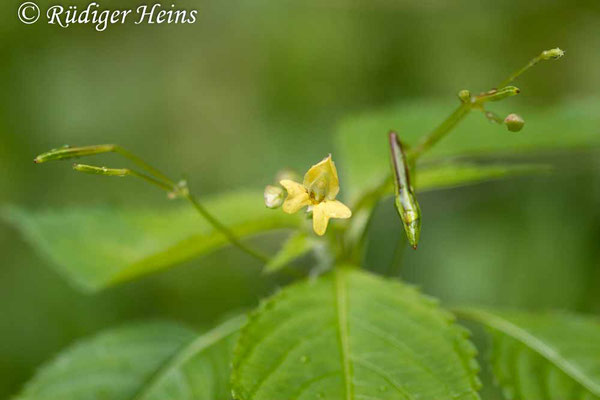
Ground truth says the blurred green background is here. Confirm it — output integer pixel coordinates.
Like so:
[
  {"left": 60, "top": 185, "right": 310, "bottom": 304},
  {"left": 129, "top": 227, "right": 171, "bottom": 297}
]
[{"left": 1, "top": 0, "right": 599, "bottom": 398}]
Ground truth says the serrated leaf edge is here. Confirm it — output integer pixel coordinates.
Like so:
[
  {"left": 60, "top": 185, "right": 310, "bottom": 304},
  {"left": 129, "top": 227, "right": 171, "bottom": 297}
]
[{"left": 231, "top": 267, "right": 482, "bottom": 400}]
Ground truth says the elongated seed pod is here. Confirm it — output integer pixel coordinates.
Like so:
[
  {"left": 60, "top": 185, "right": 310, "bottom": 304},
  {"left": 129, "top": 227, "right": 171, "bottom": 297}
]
[
  {"left": 478, "top": 86, "right": 520, "bottom": 103},
  {"left": 389, "top": 131, "right": 421, "bottom": 249},
  {"left": 73, "top": 163, "right": 130, "bottom": 177},
  {"left": 34, "top": 144, "right": 116, "bottom": 163}
]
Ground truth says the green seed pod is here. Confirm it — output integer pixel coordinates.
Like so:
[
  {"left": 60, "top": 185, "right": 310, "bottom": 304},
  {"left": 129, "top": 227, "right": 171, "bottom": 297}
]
[
  {"left": 389, "top": 131, "right": 421, "bottom": 249},
  {"left": 504, "top": 113, "right": 525, "bottom": 132},
  {"left": 482, "top": 86, "right": 521, "bottom": 102},
  {"left": 458, "top": 89, "right": 471, "bottom": 103},
  {"left": 72, "top": 163, "right": 130, "bottom": 177},
  {"left": 264, "top": 185, "right": 285, "bottom": 209},
  {"left": 34, "top": 144, "right": 116, "bottom": 163}
]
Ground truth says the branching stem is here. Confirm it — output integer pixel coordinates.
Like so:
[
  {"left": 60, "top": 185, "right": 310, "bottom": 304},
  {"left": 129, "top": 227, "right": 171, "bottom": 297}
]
[
  {"left": 41, "top": 145, "right": 270, "bottom": 264},
  {"left": 121, "top": 152, "right": 270, "bottom": 263},
  {"left": 347, "top": 48, "right": 563, "bottom": 261}
]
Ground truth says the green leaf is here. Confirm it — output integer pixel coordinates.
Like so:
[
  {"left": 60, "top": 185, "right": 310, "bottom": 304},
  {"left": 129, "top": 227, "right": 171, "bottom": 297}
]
[
  {"left": 232, "top": 267, "right": 481, "bottom": 400},
  {"left": 457, "top": 308, "right": 600, "bottom": 400},
  {"left": 17, "top": 316, "right": 245, "bottom": 400},
  {"left": 263, "top": 231, "right": 316, "bottom": 274},
  {"left": 2, "top": 191, "right": 299, "bottom": 292},
  {"left": 416, "top": 162, "right": 551, "bottom": 193},
  {"left": 352, "top": 162, "right": 549, "bottom": 226},
  {"left": 336, "top": 98, "right": 600, "bottom": 199}
]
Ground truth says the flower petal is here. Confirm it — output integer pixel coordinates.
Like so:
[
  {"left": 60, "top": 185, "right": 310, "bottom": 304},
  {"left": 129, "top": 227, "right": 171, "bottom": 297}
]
[
  {"left": 312, "top": 200, "right": 352, "bottom": 236},
  {"left": 280, "top": 179, "right": 310, "bottom": 214},
  {"left": 303, "top": 154, "right": 340, "bottom": 201}
]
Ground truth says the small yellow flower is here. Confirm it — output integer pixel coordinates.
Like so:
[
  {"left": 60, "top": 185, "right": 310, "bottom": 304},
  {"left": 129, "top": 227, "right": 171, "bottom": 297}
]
[{"left": 280, "top": 155, "right": 351, "bottom": 236}]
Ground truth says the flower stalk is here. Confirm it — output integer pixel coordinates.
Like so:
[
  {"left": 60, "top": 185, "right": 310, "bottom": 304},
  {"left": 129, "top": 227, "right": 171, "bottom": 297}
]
[
  {"left": 36, "top": 145, "right": 269, "bottom": 263},
  {"left": 348, "top": 47, "right": 564, "bottom": 256}
]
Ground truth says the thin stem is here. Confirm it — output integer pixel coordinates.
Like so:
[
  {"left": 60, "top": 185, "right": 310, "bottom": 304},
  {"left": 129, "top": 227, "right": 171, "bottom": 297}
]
[
  {"left": 353, "top": 50, "right": 548, "bottom": 215},
  {"left": 498, "top": 61, "right": 538, "bottom": 89},
  {"left": 130, "top": 170, "right": 269, "bottom": 263},
  {"left": 182, "top": 193, "right": 270, "bottom": 263},
  {"left": 348, "top": 54, "right": 550, "bottom": 259},
  {"left": 351, "top": 101, "right": 472, "bottom": 217},
  {"left": 113, "top": 145, "right": 173, "bottom": 186},
  {"left": 55, "top": 144, "right": 270, "bottom": 264},
  {"left": 409, "top": 102, "right": 472, "bottom": 159},
  {"left": 113, "top": 147, "right": 270, "bottom": 263},
  {"left": 483, "top": 110, "right": 504, "bottom": 124},
  {"left": 127, "top": 170, "right": 175, "bottom": 192},
  {"left": 497, "top": 48, "right": 564, "bottom": 88}
]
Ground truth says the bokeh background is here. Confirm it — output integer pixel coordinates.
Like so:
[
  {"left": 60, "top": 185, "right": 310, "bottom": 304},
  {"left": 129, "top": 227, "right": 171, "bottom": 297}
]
[{"left": 1, "top": 0, "right": 599, "bottom": 398}]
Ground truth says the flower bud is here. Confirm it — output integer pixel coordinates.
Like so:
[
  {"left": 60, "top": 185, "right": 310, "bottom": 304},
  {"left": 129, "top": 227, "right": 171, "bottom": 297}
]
[
  {"left": 458, "top": 89, "right": 471, "bottom": 103},
  {"left": 504, "top": 113, "right": 525, "bottom": 132},
  {"left": 540, "top": 48, "right": 564, "bottom": 61},
  {"left": 264, "top": 185, "right": 284, "bottom": 209}
]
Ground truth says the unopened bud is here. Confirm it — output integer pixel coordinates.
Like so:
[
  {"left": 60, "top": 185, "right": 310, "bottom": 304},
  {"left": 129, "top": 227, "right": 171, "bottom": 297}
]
[
  {"left": 504, "top": 113, "right": 525, "bottom": 132},
  {"left": 540, "top": 48, "right": 564, "bottom": 61},
  {"left": 458, "top": 89, "right": 471, "bottom": 103},
  {"left": 264, "top": 185, "right": 284, "bottom": 209}
]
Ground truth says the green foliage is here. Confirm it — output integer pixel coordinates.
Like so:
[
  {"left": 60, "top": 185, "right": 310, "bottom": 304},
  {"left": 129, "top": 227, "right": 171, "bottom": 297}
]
[
  {"left": 16, "top": 316, "right": 244, "bottom": 400},
  {"left": 458, "top": 308, "right": 600, "bottom": 400},
  {"left": 416, "top": 162, "right": 551, "bottom": 193},
  {"left": 3, "top": 191, "right": 299, "bottom": 292},
  {"left": 336, "top": 98, "right": 600, "bottom": 199},
  {"left": 263, "top": 231, "right": 316, "bottom": 274},
  {"left": 5, "top": 161, "right": 542, "bottom": 290},
  {"left": 9, "top": 45, "right": 600, "bottom": 400},
  {"left": 232, "top": 267, "right": 481, "bottom": 400}
]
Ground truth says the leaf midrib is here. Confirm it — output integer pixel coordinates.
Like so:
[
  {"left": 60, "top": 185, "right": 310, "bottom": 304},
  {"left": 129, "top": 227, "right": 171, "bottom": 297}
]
[{"left": 334, "top": 268, "right": 353, "bottom": 400}]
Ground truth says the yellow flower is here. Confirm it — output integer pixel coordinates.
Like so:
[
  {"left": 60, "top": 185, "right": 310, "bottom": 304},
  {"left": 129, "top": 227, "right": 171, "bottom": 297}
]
[{"left": 280, "top": 155, "right": 351, "bottom": 236}]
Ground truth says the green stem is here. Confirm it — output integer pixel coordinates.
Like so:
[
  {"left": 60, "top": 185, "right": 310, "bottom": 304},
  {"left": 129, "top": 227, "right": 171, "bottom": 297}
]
[
  {"left": 409, "top": 102, "right": 472, "bottom": 159},
  {"left": 497, "top": 48, "right": 564, "bottom": 88},
  {"left": 498, "top": 61, "right": 538, "bottom": 89},
  {"left": 182, "top": 193, "right": 270, "bottom": 263},
  {"left": 127, "top": 170, "right": 176, "bottom": 192},
  {"left": 351, "top": 101, "right": 473, "bottom": 217},
  {"left": 346, "top": 49, "right": 564, "bottom": 265},
  {"left": 113, "top": 148, "right": 270, "bottom": 263},
  {"left": 42, "top": 144, "right": 270, "bottom": 264},
  {"left": 113, "top": 145, "right": 173, "bottom": 186}
]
